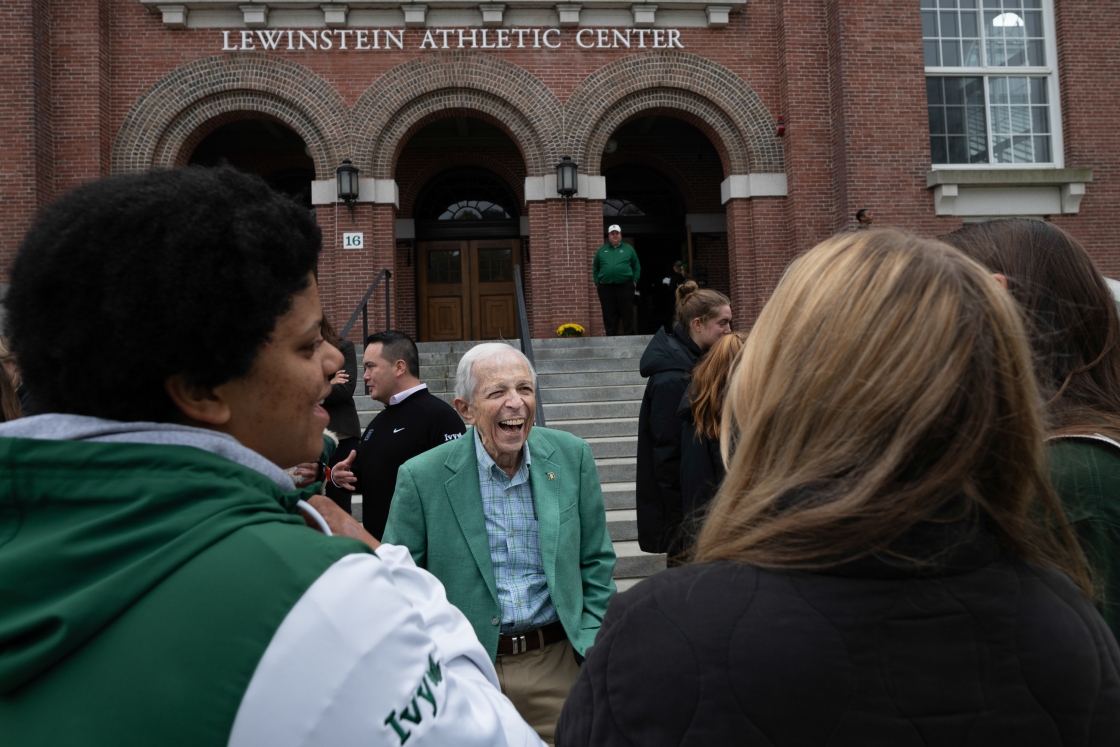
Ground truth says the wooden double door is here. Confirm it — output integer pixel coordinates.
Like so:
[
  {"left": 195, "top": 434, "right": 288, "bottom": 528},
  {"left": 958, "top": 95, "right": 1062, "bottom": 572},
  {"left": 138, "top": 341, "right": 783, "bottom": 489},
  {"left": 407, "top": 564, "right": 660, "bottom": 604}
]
[{"left": 418, "top": 239, "right": 520, "bottom": 342}]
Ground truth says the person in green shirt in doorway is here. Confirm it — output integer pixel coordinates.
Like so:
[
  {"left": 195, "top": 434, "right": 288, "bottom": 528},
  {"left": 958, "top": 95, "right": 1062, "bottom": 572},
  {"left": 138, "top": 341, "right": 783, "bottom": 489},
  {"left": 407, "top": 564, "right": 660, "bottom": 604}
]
[{"left": 593, "top": 224, "right": 641, "bottom": 335}]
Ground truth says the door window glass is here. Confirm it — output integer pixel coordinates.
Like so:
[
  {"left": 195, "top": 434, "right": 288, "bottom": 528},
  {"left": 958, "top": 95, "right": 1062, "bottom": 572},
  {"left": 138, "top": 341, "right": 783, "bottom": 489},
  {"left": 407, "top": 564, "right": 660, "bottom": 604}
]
[
  {"left": 477, "top": 248, "right": 512, "bottom": 282},
  {"left": 428, "top": 250, "right": 462, "bottom": 283}
]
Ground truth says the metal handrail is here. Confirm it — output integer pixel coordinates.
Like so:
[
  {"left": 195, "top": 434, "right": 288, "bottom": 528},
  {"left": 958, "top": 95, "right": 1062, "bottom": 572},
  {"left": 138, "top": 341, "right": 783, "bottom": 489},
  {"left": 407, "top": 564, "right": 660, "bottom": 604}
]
[
  {"left": 514, "top": 264, "right": 545, "bottom": 427},
  {"left": 339, "top": 268, "right": 392, "bottom": 343}
]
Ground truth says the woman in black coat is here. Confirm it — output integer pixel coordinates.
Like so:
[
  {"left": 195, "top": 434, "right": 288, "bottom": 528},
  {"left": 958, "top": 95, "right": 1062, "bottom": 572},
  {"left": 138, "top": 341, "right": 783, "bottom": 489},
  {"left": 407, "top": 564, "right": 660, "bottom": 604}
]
[
  {"left": 558, "top": 229, "right": 1119, "bottom": 746},
  {"left": 320, "top": 318, "right": 361, "bottom": 514},
  {"left": 636, "top": 281, "right": 732, "bottom": 560},
  {"left": 678, "top": 331, "right": 745, "bottom": 546}
]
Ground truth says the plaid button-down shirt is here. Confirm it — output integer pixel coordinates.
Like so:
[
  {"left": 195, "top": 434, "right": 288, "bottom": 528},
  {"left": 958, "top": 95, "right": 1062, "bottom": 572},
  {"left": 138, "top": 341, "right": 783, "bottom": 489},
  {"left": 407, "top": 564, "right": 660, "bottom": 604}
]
[{"left": 474, "top": 428, "right": 559, "bottom": 634}]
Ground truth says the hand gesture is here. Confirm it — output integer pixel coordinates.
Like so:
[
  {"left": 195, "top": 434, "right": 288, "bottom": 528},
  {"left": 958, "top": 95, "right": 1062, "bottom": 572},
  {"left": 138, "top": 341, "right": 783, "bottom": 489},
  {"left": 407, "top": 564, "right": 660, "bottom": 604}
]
[
  {"left": 330, "top": 369, "right": 350, "bottom": 385},
  {"left": 330, "top": 449, "right": 358, "bottom": 491}
]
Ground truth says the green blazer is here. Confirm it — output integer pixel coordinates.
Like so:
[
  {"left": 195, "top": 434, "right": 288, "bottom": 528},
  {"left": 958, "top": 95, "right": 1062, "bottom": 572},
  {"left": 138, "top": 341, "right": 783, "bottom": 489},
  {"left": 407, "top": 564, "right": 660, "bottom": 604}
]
[{"left": 384, "top": 426, "right": 617, "bottom": 660}]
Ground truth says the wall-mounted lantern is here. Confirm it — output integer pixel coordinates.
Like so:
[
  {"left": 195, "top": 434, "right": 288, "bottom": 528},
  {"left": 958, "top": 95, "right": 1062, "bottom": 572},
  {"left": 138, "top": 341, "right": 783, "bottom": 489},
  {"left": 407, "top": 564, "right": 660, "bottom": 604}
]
[
  {"left": 556, "top": 156, "right": 578, "bottom": 199},
  {"left": 336, "top": 158, "right": 360, "bottom": 221}
]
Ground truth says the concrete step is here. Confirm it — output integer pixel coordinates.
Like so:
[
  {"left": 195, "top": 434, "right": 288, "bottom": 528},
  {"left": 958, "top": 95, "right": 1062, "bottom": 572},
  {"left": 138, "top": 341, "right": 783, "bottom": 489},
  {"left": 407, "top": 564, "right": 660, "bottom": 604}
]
[
  {"left": 613, "top": 540, "right": 666, "bottom": 578},
  {"left": 417, "top": 344, "right": 647, "bottom": 367},
  {"left": 531, "top": 335, "right": 652, "bottom": 350},
  {"left": 424, "top": 371, "right": 645, "bottom": 392},
  {"left": 602, "top": 481, "right": 636, "bottom": 510},
  {"left": 549, "top": 417, "right": 639, "bottom": 439},
  {"left": 615, "top": 577, "right": 644, "bottom": 592},
  {"left": 586, "top": 436, "right": 637, "bottom": 459},
  {"left": 418, "top": 358, "right": 649, "bottom": 383},
  {"left": 544, "top": 400, "right": 642, "bottom": 420},
  {"left": 538, "top": 384, "right": 646, "bottom": 404},
  {"left": 606, "top": 508, "right": 637, "bottom": 541},
  {"left": 596, "top": 457, "right": 636, "bottom": 483}
]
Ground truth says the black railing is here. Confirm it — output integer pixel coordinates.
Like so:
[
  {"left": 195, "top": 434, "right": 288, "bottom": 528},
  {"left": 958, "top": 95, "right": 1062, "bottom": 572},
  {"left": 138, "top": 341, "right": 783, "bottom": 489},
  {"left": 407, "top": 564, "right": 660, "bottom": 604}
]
[
  {"left": 340, "top": 268, "right": 392, "bottom": 343},
  {"left": 513, "top": 264, "right": 545, "bottom": 427}
]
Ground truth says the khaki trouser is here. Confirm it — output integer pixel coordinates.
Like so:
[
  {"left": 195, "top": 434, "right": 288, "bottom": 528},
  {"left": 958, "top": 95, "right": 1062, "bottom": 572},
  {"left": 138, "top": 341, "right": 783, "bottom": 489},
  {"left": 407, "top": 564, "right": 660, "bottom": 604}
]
[{"left": 494, "top": 638, "right": 581, "bottom": 745}]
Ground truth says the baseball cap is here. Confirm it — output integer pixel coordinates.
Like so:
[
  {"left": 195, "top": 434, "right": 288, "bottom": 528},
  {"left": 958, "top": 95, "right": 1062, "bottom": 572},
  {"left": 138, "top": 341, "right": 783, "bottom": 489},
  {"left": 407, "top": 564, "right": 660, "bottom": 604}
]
[{"left": 608, "top": 224, "right": 621, "bottom": 233}]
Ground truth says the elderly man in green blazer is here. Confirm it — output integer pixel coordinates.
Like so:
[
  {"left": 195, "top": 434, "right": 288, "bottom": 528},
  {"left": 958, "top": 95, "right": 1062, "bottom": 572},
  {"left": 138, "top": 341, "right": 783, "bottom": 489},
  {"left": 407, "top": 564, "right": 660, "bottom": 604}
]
[{"left": 384, "top": 342, "right": 617, "bottom": 745}]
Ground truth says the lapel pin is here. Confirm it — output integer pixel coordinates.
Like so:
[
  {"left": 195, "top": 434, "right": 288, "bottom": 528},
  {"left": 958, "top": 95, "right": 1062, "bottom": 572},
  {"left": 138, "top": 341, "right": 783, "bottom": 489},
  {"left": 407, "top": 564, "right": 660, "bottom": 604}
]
[{"left": 548, "top": 472, "right": 555, "bottom": 481}]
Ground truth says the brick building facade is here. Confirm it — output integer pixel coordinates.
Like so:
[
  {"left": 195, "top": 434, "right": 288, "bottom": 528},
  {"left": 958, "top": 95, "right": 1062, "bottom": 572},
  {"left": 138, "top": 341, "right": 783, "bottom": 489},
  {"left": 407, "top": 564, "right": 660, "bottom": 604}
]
[{"left": 3, "top": 0, "right": 1117, "bottom": 342}]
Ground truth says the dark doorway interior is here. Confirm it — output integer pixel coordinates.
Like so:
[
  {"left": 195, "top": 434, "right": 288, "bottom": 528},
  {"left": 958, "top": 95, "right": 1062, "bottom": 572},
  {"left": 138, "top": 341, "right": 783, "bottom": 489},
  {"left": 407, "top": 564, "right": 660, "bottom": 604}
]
[
  {"left": 413, "top": 167, "right": 523, "bottom": 342},
  {"left": 188, "top": 118, "right": 315, "bottom": 207},
  {"left": 603, "top": 164, "right": 687, "bottom": 334}
]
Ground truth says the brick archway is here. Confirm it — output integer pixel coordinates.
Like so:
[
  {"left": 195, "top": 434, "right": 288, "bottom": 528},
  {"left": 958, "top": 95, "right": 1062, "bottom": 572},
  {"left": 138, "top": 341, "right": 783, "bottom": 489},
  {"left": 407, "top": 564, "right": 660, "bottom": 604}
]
[
  {"left": 566, "top": 52, "right": 783, "bottom": 177},
  {"left": 352, "top": 52, "right": 563, "bottom": 177},
  {"left": 111, "top": 54, "right": 350, "bottom": 179},
  {"left": 399, "top": 153, "right": 526, "bottom": 218}
]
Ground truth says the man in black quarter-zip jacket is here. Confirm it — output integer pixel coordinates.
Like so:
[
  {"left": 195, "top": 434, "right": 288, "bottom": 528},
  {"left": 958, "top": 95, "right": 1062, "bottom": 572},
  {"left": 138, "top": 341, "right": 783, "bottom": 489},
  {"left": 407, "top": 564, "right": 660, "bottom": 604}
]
[{"left": 332, "top": 331, "right": 465, "bottom": 538}]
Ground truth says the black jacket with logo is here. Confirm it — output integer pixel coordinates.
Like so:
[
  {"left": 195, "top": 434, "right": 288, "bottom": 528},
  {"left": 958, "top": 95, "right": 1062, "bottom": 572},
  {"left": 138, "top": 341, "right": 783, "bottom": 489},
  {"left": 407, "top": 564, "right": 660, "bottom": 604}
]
[
  {"left": 636, "top": 323, "right": 701, "bottom": 556},
  {"left": 354, "top": 388, "right": 465, "bottom": 538}
]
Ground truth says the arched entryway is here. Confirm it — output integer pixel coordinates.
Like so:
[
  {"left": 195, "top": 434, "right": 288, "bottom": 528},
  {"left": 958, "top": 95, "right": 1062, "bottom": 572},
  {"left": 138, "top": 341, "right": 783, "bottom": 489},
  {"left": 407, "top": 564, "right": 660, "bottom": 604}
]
[
  {"left": 412, "top": 165, "right": 523, "bottom": 342},
  {"left": 187, "top": 117, "right": 315, "bottom": 207},
  {"left": 600, "top": 116, "right": 729, "bottom": 333}
]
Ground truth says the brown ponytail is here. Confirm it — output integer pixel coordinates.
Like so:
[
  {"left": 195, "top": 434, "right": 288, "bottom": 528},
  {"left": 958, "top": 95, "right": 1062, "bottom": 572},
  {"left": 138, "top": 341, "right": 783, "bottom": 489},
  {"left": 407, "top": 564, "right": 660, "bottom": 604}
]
[{"left": 676, "top": 281, "right": 731, "bottom": 326}]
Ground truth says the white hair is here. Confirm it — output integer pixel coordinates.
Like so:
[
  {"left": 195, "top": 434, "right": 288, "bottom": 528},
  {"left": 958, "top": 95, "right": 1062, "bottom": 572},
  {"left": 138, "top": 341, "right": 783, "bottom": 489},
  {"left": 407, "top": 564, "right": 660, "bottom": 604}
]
[{"left": 454, "top": 342, "right": 538, "bottom": 402}]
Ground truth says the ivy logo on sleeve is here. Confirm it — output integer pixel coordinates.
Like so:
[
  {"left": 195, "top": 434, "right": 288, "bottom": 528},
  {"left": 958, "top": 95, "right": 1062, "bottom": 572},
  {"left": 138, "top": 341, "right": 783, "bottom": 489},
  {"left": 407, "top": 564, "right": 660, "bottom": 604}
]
[{"left": 383, "top": 654, "right": 445, "bottom": 744}]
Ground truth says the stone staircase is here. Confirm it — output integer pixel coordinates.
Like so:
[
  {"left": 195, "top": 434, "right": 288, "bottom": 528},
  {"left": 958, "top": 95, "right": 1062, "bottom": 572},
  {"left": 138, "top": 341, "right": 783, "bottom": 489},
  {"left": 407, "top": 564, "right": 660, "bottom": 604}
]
[{"left": 352, "top": 334, "right": 665, "bottom": 591}]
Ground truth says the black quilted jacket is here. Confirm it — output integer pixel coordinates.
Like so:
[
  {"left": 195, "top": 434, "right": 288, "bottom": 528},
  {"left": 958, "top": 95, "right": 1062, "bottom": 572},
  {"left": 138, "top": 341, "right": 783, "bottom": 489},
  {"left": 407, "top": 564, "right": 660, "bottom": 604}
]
[{"left": 556, "top": 525, "right": 1120, "bottom": 746}]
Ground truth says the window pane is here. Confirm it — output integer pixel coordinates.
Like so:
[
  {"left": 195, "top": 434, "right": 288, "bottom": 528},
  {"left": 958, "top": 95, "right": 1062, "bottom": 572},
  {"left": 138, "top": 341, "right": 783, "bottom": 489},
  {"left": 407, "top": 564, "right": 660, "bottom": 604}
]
[
  {"left": 940, "top": 10, "right": 960, "bottom": 36},
  {"left": 1034, "top": 135, "right": 1051, "bottom": 162},
  {"left": 1009, "top": 106, "right": 1031, "bottom": 133},
  {"left": 931, "top": 137, "right": 949, "bottom": 164},
  {"left": 428, "top": 251, "right": 462, "bottom": 284},
  {"left": 927, "top": 76, "right": 944, "bottom": 105},
  {"left": 961, "top": 10, "right": 979, "bottom": 36},
  {"left": 969, "top": 136, "right": 990, "bottom": 163},
  {"left": 962, "top": 39, "right": 981, "bottom": 66},
  {"left": 942, "top": 40, "right": 961, "bottom": 66},
  {"left": 929, "top": 107, "right": 946, "bottom": 134},
  {"left": 1027, "top": 39, "right": 1045, "bottom": 66},
  {"left": 964, "top": 76, "right": 985, "bottom": 103},
  {"left": 989, "top": 76, "right": 1008, "bottom": 103},
  {"left": 984, "top": 11, "right": 1001, "bottom": 36},
  {"left": 946, "top": 107, "right": 965, "bottom": 133},
  {"left": 924, "top": 40, "right": 941, "bottom": 66},
  {"left": 1005, "top": 37, "right": 1027, "bottom": 66},
  {"left": 1024, "top": 10, "right": 1043, "bottom": 36},
  {"left": 1029, "top": 76, "right": 1048, "bottom": 103},
  {"left": 1012, "top": 135, "right": 1033, "bottom": 161},
  {"left": 990, "top": 105, "right": 1010, "bottom": 133},
  {"left": 1008, "top": 76, "right": 1029, "bottom": 104},
  {"left": 1031, "top": 106, "right": 1050, "bottom": 133},
  {"left": 983, "top": 0, "right": 1000, "bottom": 7},
  {"left": 948, "top": 136, "right": 969, "bottom": 163},
  {"left": 1023, "top": 0, "right": 1040, "bottom": 6},
  {"left": 941, "top": 0, "right": 959, "bottom": 8},
  {"left": 477, "top": 249, "right": 512, "bottom": 283},
  {"left": 967, "top": 106, "right": 988, "bottom": 132},
  {"left": 992, "top": 135, "right": 1013, "bottom": 162},
  {"left": 923, "top": 10, "right": 939, "bottom": 37},
  {"left": 921, "top": 0, "right": 936, "bottom": 7},
  {"left": 961, "top": 0, "right": 977, "bottom": 7},
  {"left": 987, "top": 39, "right": 1006, "bottom": 66}
]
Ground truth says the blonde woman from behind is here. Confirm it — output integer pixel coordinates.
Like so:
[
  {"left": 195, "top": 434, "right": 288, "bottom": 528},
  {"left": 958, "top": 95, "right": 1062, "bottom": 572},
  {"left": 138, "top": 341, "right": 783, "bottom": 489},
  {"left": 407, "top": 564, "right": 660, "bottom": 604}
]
[{"left": 557, "top": 229, "right": 1118, "bottom": 747}]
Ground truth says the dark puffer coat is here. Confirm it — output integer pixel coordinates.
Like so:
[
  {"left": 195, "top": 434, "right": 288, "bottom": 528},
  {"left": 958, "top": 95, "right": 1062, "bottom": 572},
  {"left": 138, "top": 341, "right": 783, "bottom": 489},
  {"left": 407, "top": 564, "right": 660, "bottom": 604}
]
[
  {"left": 636, "top": 323, "right": 701, "bottom": 555},
  {"left": 557, "top": 523, "right": 1120, "bottom": 746}
]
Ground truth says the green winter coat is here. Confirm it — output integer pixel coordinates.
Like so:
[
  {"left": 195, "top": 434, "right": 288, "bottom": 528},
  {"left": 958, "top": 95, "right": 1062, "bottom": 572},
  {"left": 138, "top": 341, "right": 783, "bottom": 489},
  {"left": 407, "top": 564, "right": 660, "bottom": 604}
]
[
  {"left": 593, "top": 242, "right": 641, "bottom": 285},
  {"left": 0, "top": 437, "right": 369, "bottom": 746},
  {"left": 383, "top": 426, "right": 617, "bottom": 661},
  {"left": 1049, "top": 435, "right": 1120, "bottom": 640}
]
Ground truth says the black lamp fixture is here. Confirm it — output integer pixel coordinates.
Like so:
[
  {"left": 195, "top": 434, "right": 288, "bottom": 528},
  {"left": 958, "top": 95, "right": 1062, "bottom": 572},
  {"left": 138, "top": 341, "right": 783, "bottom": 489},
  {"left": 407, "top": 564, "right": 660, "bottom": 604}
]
[
  {"left": 336, "top": 158, "right": 360, "bottom": 221},
  {"left": 556, "top": 156, "right": 578, "bottom": 199}
]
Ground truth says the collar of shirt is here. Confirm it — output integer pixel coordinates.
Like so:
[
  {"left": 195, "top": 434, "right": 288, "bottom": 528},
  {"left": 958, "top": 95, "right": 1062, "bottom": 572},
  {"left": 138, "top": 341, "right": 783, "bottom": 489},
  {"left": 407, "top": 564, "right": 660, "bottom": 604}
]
[
  {"left": 473, "top": 426, "right": 530, "bottom": 486},
  {"left": 388, "top": 382, "right": 428, "bottom": 406}
]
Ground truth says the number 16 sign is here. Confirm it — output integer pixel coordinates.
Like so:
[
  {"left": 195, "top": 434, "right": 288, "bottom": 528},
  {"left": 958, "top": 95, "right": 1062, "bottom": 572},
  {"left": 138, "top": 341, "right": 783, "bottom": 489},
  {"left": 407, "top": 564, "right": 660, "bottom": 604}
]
[{"left": 343, "top": 232, "right": 364, "bottom": 250}]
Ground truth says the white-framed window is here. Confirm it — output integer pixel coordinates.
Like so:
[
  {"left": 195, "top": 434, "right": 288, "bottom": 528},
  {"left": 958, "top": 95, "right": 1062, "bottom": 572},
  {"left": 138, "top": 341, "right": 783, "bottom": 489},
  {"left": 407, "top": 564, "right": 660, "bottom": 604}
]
[{"left": 923, "top": 0, "right": 1063, "bottom": 167}]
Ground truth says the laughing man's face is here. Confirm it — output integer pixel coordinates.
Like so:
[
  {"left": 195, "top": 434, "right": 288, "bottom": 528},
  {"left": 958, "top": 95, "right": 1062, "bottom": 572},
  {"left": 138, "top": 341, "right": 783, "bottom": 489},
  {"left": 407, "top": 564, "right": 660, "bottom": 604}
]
[{"left": 456, "top": 353, "right": 535, "bottom": 462}]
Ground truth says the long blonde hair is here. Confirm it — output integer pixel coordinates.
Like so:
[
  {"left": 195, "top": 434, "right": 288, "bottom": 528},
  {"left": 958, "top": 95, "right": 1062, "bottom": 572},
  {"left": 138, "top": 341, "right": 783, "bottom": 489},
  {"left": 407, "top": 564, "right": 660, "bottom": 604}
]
[
  {"left": 688, "top": 331, "right": 746, "bottom": 440},
  {"left": 694, "top": 229, "right": 1091, "bottom": 596}
]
